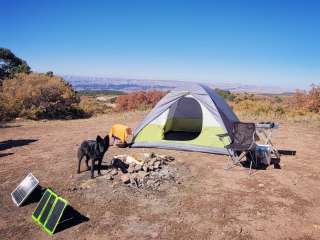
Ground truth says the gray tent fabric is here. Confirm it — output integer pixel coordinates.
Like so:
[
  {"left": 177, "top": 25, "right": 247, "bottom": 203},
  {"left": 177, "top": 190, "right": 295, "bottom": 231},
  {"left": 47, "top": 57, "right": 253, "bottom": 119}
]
[
  {"left": 199, "top": 84, "right": 239, "bottom": 135},
  {"left": 132, "top": 83, "right": 239, "bottom": 154},
  {"left": 133, "top": 90, "right": 186, "bottom": 136}
]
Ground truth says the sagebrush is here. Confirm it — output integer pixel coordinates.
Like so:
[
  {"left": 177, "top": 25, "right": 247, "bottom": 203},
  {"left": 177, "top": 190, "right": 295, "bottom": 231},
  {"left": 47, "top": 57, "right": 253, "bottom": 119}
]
[{"left": 0, "top": 73, "right": 86, "bottom": 120}]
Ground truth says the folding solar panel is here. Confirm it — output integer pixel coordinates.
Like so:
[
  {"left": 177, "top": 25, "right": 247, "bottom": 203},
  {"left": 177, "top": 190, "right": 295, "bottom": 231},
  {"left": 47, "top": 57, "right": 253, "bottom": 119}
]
[
  {"left": 32, "top": 188, "right": 68, "bottom": 236},
  {"left": 11, "top": 173, "right": 39, "bottom": 207}
]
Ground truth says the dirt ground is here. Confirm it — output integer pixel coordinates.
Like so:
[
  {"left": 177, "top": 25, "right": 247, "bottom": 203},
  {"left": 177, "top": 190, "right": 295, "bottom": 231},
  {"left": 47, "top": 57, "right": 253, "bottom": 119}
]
[{"left": 1, "top": 111, "right": 320, "bottom": 240}]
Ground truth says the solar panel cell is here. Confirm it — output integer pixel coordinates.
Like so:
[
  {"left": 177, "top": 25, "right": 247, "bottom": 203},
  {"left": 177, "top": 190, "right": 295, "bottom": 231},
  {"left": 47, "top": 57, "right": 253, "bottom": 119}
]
[
  {"left": 39, "top": 195, "right": 56, "bottom": 225},
  {"left": 45, "top": 199, "right": 66, "bottom": 233},
  {"left": 12, "top": 189, "right": 24, "bottom": 205},
  {"left": 33, "top": 190, "right": 51, "bottom": 219}
]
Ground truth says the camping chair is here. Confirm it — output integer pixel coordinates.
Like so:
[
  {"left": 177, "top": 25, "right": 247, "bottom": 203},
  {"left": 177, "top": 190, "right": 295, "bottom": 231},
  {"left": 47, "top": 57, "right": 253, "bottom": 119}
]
[{"left": 218, "top": 122, "right": 257, "bottom": 175}]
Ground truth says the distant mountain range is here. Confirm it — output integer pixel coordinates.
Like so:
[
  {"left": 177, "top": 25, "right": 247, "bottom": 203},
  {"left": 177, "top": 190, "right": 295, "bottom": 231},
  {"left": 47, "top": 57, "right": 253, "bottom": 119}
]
[{"left": 63, "top": 75, "right": 292, "bottom": 94}]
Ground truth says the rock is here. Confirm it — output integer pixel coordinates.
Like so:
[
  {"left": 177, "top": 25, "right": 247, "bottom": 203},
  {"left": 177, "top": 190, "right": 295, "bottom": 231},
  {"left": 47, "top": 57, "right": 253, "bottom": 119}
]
[
  {"left": 158, "top": 167, "right": 176, "bottom": 181},
  {"left": 121, "top": 174, "right": 130, "bottom": 184},
  {"left": 111, "top": 153, "right": 176, "bottom": 189},
  {"left": 166, "top": 156, "right": 175, "bottom": 161},
  {"left": 129, "top": 162, "right": 136, "bottom": 167},
  {"left": 129, "top": 173, "right": 140, "bottom": 187},
  {"left": 139, "top": 154, "right": 151, "bottom": 163},
  {"left": 128, "top": 165, "right": 135, "bottom": 173},
  {"left": 155, "top": 155, "right": 163, "bottom": 160},
  {"left": 113, "top": 155, "right": 127, "bottom": 162},
  {"left": 103, "top": 174, "right": 113, "bottom": 180},
  {"left": 155, "top": 154, "right": 175, "bottom": 163},
  {"left": 143, "top": 165, "right": 149, "bottom": 172},
  {"left": 153, "top": 161, "right": 161, "bottom": 169},
  {"left": 130, "top": 173, "right": 138, "bottom": 181},
  {"left": 258, "top": 183, "right": 264, "bottom": 188},
  {"left": 134, "top": 164, "right": 142, "bottom": 172},
  {"left": 132, "top": 172, "right": 149, "bottom": 188},
  {"left": 148, "top": 158, "right": 156, "bottom": 166},
  {"left": 155, "top": 157, "right": 165, "bottom": 165},
  {"left": 126, "top": 156, "right": 141, "bottom": 165},
  {"left": 112, "top": 158, "right": 129, "bottom": 172},
  {"left": 148, "top": 165, "right": 154, "bottom": 171},
  {"left": 159, "top": 168, "right": 169, "bottom": 177},
  {"left": 143, "top": 152, "right": 155, "bottom": 159},
  {"left": 146, "top": 179, "right": 156, "bottom": 187},
  {"left": 137, "top": 171, "right": 148, "bottom": 180},
  {"left": 154, "top": 180, "right": 161, "bottom": 187},
  {"left": 110, "top": 169, "right": 118, "bottom": 176}
]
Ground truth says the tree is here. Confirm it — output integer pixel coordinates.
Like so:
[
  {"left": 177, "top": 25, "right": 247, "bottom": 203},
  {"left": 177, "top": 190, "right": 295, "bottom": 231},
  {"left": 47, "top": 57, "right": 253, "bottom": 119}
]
[
  {"left": 46, "top": 71, "right": 54, "bottom": 77},
  {"left": 0, "top": 48, "right": 31, "bottom": 80},
  {"left": 215, "top": 88, "right": 236, "bottom": 101}
]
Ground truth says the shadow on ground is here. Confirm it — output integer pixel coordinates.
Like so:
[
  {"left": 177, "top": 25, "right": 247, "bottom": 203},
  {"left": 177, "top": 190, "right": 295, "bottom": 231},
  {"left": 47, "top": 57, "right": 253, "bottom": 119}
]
[
  {"left": 0, "top": 139, "right": 38, "bottom": 151},
  {"left": 0, "top": 124, "right": 22, "bottom": 129},
  {"left": 240, "top": 157, "right": 282, "bottom": 170},
  {"left": 55, "top": 206, "right": 89, "bottom": 234},
  {"left": 0, "top": 152, "right": 14, "bottom": 157},
  {"left": 20, "top": 185, "right": 44, "bottom": 206},
  {"left": 78, "top": 159, "right": 129, "bottom": 174}
]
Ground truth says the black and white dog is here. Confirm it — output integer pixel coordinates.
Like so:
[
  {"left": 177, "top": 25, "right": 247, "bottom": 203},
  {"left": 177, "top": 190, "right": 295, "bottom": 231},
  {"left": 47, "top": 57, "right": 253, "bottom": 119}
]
[{"left": 77, "top": 135, "right": 109, "bottom": 178}]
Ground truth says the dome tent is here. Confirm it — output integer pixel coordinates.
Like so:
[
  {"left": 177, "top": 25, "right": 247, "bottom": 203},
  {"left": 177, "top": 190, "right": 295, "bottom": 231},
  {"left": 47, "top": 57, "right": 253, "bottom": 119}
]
[{"left": 131, "top": 83, "right": 239, "bottom": 154}]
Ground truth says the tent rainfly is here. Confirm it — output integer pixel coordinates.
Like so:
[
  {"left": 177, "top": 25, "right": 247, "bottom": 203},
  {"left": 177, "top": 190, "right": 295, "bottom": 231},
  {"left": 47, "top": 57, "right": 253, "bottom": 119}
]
[{"left": 131, "top": 83, "right": 239, "bottom": 155}]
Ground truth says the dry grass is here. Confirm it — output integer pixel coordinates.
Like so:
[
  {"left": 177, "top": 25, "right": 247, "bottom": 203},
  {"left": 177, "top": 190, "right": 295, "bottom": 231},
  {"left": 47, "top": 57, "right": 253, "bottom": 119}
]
[
  {"left": 229, "top": 89, "right": 320, "bottom": 123},
  {"left": 79, "top": 96, "right": 113, "bottom": 115}
]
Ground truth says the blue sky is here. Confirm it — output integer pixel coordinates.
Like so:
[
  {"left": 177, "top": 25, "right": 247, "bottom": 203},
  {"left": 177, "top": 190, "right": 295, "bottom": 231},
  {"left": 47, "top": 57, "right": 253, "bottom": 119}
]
[{"left": 1, "top": 0, "right": 319, "bottom": 89}]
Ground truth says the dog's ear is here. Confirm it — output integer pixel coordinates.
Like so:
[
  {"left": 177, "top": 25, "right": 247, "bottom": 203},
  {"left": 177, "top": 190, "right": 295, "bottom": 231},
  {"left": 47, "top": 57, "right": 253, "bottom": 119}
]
[{"left": 96, "top": 135, "right": 103, "bottom": 142}]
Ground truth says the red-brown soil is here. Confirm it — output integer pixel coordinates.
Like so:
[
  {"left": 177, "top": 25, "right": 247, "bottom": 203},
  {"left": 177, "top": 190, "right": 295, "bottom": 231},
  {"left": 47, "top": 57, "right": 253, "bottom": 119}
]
[{"left": 1, "top": 112, "right": 320, "bottom": 240}]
